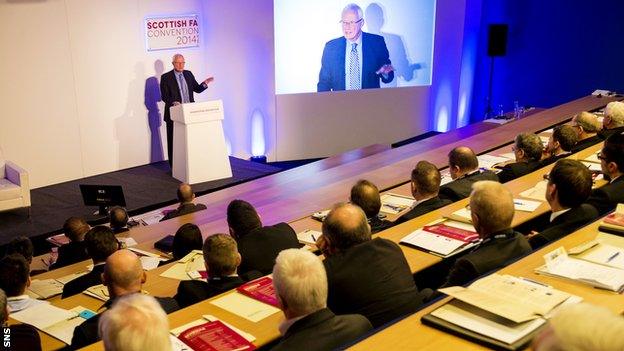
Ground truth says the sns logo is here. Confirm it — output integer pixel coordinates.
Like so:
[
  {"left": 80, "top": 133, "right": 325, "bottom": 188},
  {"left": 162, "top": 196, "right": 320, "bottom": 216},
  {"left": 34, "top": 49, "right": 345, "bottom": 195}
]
[{"left": 3, "top": 327, "right": 10, "bottom": 347}]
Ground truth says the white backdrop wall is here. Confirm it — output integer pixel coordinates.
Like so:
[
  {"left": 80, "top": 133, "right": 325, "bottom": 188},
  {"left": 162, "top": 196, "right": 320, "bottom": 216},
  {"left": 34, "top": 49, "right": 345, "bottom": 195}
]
[{"left": 0, "top": 0, "right": 470, "bottom": 189}]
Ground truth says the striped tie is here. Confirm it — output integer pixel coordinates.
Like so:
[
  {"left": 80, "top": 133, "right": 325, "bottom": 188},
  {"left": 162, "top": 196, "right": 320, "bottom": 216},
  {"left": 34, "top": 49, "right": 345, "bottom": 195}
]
[{"left": 349, "top": 43, "right": 360, "bottom": 90}]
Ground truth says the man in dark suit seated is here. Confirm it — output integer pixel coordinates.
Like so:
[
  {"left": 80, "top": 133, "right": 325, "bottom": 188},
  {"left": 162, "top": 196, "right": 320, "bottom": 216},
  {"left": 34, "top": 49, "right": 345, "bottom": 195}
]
[
  {"left": 50, "top": 217, "right": 90, "bottom": 270},
  {"left": 395, "top": 161, "right": 451, "bottom": 224},
  {"left": 174, "top": 234, "right": 258, "bottom": 308},
  {"left": 529, "top": 160, "right": 598, "bottom": 249},
  {"left": 161, "top": 183, "right": 207, "bottom": 221},
  {"left": 0, "top": 289, "right": 42, "bottom": 351},
  {"left": 227, "top": 199, "right": 300, "bottom": 275},
  {"left": 349, "top": 179, "right": 393, "bottom": 233},
  {"left": 71, "top": 250, "right": 179, "bottom": 349},
  {"left": 587, "top": 132, "right": 624, "bottom": 215},
  {"left": 62, "top": 226, "right": 119, "bottom": 298},
  {"left": 540, "top": 125, "right": 578, "bottom": 167},
  {"left": 570, "top": 111, "right": 602, "bottom": 152},
  {"left": 270, "top": 249, "right": 372, "bottom": 351},
  {"left": 109, "top": 206, "right": 129, "bottom": 234},
  {"left": 496, "top": 133, "right": 544, "bottom": 183},
  {"left": 599, "top": 101, "right": 624, "bottom": 140},
  {"left": 441, "top": 181, "right": 531, "bottom": 288},
  {"left": 439, "top": 146, "right": 499, "bottom": 202},
  {"left": 317, "top": 203, "right": 422, "bottom": 328}
]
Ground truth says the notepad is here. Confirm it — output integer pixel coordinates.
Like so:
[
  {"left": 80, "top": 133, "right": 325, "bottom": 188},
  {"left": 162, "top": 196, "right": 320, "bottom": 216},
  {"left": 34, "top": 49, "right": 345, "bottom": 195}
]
[
  {"left": 513, "top": 198, "right": 542, "bottom": 212},
  {"left": 160, "top": 250, "right": 205, "bottom": 280},
  {"left": 297, "top": 229, "right": 321, "bottom": 245},
  {"left": 27, "top": 279, "right": 64, "bottom": 299},
  {"left": 519, "top": 180, "right": 547, "bottom": 201},
  {"left": 380, "top": 193, "right": 416, "bottom": 214},
  {"left": 10, "top": 304, "right": 91, "bottom": 344},
  {"left": 210, "top": 292, "right": 280, "bottom": 322}
]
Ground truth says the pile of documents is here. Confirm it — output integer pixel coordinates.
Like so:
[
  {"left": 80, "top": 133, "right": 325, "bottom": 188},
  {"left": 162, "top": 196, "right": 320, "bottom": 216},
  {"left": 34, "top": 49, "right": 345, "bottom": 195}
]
[{"left": 400, "top": 220, "right": 480, "bottom": 257}]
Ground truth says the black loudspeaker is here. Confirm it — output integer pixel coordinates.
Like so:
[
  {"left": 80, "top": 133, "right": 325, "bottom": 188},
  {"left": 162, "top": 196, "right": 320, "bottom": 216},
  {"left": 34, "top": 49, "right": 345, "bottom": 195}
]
[{"left": 487, "top": 24, "right": 508, "bottom": 57}]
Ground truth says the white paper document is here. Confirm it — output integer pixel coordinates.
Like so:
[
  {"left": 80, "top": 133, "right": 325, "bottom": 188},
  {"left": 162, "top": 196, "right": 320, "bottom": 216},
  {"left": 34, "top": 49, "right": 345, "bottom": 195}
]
[
  {"left": 577, "top": 244, "right": 624, "bottom": 270},
  {"left": 55, "top": 271, "right": 89, "bottom": 285},
  {"left": 513, "top": 198, "right": 542, "bottom": 212},
  {"left": 380, "top": 193, "right": 416, "bottom": 214},
  {"left": 446, "top": 207, "right": 472, "bottom": 224},
  {"left": 297, "top": 229, "right": 321, "bottom": 245},
  {"left": 401, "top": 229, "right": 471, "bottom": 256},
  {"left": 477, "top": 154, "right": 512, "bottom": 169},
  {"left": 582, "top": 161, "right": 602, "bottom": 171},
  {"left": 519, "top": 180, "right": 548, "bottom": 201},
  {"left": 210, "top": 292, "right": 280, "bottom": 322},
  {"left": 584, "top": 153, "right": 601, "bottom": 164},
  {"left": 27, "top": 279, "right": 64, "bottom": 299},
  {"left": 160, "top": 250, "right": 205, "bottom": 280}
]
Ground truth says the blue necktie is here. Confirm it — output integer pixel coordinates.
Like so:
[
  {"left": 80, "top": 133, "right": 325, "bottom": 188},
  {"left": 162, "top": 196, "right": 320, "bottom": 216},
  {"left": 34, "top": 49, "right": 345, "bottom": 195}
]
[
  {"left": 178, "top": 74, "right": 190, "bottom": 103},
  {"left": 349, "top": 43, "right": 361, "bottom": 90}
]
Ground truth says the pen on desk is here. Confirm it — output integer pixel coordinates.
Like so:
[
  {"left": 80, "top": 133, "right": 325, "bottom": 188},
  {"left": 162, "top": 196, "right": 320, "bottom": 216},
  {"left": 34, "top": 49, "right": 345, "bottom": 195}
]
[
  {"left": 311, "top": 234, "right": 317, "bottom": 242},
  {"left": 606, "top": 251, "right": 620, "bottom": 263}
]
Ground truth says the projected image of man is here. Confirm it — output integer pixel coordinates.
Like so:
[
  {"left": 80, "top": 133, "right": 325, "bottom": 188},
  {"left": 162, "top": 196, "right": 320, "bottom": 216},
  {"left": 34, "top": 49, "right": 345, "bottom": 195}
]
[{"left": 317, "top": 3, "right": 394, "bottom": 92}]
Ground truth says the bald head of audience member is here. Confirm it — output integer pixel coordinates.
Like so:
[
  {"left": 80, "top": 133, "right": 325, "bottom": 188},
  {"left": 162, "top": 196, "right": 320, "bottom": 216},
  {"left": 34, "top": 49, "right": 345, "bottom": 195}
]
[
  {"left": 469, "top": 181, "right": 515, "bottom": 238},
  {"left": 177, "top": 183, "right": 196, "bottom": 204},
  {"left": 546, "top": 125, "right": 578, "bottom": 156},
  {"left": 349, "top": 180, "right": 382, "bottom": 219},
  {"left": 273, "top": 249, "right": 327, "bottom": 320},
  {"left": 604, "top": 101, "right": 624, "bottom": 130},
  {"left": 411, "top": 161, "right": 442, "bottom": 200},
  {"left": 571, "top": 111, "right": 600, "bottom": 140},
  {"left": 99, "top": 294, "right": 171, "bottom": 351},
  {"left": 600, "top": 132, "right": 624, "bottom": 181},
  {"left": 321, "top": 203, "right": 371, "bottom": 256},
  {"left": 545, "top": 159, "right": 592, "bottom": 212},
  {"left": 513, "top": 133, "right": 544, "bottom": 162},
  {"left": 63, "top": 217, "right": 90, "bottom": 242},
  {"left": 202, "top": 234, "right": 241, "bottom": 278},
  {"left": 448, "top": 146, "right": 479, "bottom": 179},
  {"left": 532, "top": 303, "right": 624, "bottom": 351},
  {"left": 109, "top": 207, "right": 129, "bottom": 231},
  {"left": 102, "top": 250, "right": 146, "bottom": 299}
]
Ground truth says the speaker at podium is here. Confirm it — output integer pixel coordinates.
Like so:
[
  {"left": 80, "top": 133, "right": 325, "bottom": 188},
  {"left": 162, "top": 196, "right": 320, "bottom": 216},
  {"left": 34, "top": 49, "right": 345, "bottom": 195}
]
[{"left": 169, "top": 100, "right": 232, "bottom": 184}]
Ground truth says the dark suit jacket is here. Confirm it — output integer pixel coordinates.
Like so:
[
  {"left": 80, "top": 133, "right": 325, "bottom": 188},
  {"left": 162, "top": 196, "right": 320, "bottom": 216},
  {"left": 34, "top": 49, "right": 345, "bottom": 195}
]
[
  {"left": 6, "top": 323, "right": 42, "bottom": 351},
  {"left": 50, "top": 241, "right": 88, "bottom": 270},
  {"left": 270, "top": 308, "right": 372, "bottom": 351},
  {"left": 369, "top": 216, "right": 393, "bottom": 234},
  {"left": 571, "top": 135, "right": 602, "bottom": 153},
  {"left": 61, "top": 263, "right": 105, "bottom": 298},
  {"left": 70, "top": 295, "right": 179, "bottom": 350},
  {"left": 587, "top": 176, "right": 624, "bottom": 215},
  {"left": 324, "top": 238, "right": 422, "bottom": 328},
  {"left": 439, "top": 170, "right": 500, "bottom": 202},
  {"left": 175, "top": 275, "right": 246, "bottom": 308},
  {"left": 317, "top": 32, "right": 394, "bottom": 92},
  {"left": 160, "top": 202, "right": 207, "bottom": 221},
  {"left": 496, "top": 160, "right": 541, "bottom": 183},
  {"left": 160, "top": 69, "right": 207, "bottom": 122},
  {"left": 442, "top": 229, "right": 531, "bottom": 287},
  {"left": 395, "top": 197, "right": 452, "bottom": 225},
  {"left": 538, "top": 153, "right": 570, "bottom": 167},
  {"left": 237, "top": 223, "right": 301, "bottom": 275},
  {"left": 529, "top": 204, "right": 599, "bottom": 249},
  {"left": 599, "top": 126, "right": 624, "bottom": 140}
]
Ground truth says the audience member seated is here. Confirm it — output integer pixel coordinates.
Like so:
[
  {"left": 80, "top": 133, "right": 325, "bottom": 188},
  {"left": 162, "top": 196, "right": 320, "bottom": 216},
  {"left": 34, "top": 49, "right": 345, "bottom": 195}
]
[
  {"left": 587, "top": 132, "right": 624, "bottom": 215},
  {"left": 395, "top": 161, "right": 451, "bottom": 224},
  {"left": 540, "top": 125, "right": 578, "bottom": 166},
  {"left": 71, "top": 250, "right": 179, "bottom": 349},
  {"left": 599, "top": 101, "right": 624, "bottom": 139},
  {"left": 0, "top": 254, "right": 45, "bottom": 313},
  {"left": 109, "top": 206, "right": 130, "bottom": 234},
  {"left": 349, "top": 179, "right": 393, "bottom": 233},
  {"left": 440, "top": 181, "right": 531, "bottom": 287},
  {"left": 317, "top": 203, "right": 422, "bottom": 328},
  {"left": 496, "top": 133, "right": 544, "bottom": 183},
  {"left": 99, "top": 294, "right": 171, "bottom": 351},
  {"left": 172, "top": 223, "right": 204, "bottom": 260},
  {"left": 0, "top": 288, "right": 42, "bottom": 351},
  {"left": 529, "top": 160, "right": 598, "bottom": 249},
  {"left": 160, "top": 183, "right": 207, "bottom": 221},
  {"left": 270, "top": 249, "right": 372, "bottom": 351},
  {"left": 4, "top": 235, "right": 34, "bottom": 264},
  {"left": 174, "top": 234, "right": 259, "bottom": 308},
  {"left": 439, "top": 146, "right": 499, "bottom": 201},
  {"left": 532, "top": 303, "right": 624, "bottom": 351},
  {"left": 62, "top": 226, "right": 119, "bottom": 298},
  {"left": 227, "top": 199, "right": 300, "bottom": 275},
  {"left": 50, "top": 217, "right": 90, "bottom": 269},
  {"left": 570, "top": 111, "right": 602, "bottom": 152}
]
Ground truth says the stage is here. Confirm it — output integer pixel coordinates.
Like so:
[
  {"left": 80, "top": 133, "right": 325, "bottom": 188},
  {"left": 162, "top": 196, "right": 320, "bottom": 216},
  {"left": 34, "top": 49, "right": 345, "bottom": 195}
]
[{"left": 0, "top": 157, "right": 282, "bottom": 253}]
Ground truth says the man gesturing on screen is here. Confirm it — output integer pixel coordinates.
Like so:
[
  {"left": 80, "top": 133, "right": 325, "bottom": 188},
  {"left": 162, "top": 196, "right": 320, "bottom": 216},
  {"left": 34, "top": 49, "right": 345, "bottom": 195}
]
[{"left": 317, "top": 3, "right": 394, "bottom": 92}]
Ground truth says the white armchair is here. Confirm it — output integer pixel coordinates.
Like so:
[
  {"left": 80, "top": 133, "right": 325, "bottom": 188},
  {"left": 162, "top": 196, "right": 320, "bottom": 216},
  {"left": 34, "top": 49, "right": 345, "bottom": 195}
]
[{"left": 0, "top": 160, "right": 31, "bottom": 214}]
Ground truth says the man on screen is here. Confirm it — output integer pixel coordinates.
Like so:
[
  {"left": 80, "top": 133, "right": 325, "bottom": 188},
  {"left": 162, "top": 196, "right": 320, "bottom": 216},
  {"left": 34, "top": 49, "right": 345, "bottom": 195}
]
[
  {"left": 317, "top": 4, "right": 394, "bottom": 92},
  {"left": 160, "top": 54, "right": 214, "bottom": 168}
]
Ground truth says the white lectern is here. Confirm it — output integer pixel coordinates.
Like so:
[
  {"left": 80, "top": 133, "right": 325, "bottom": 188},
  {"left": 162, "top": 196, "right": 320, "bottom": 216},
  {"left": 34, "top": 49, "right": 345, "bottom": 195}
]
[{"left": 170, "top": 100, "right": 232, "bottom": 184}]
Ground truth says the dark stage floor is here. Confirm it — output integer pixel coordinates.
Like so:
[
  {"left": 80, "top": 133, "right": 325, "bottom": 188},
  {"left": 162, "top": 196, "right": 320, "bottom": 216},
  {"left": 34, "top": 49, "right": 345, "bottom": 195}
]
[{"left": 0, "top": 158, "right": 282, "bottom": 250}]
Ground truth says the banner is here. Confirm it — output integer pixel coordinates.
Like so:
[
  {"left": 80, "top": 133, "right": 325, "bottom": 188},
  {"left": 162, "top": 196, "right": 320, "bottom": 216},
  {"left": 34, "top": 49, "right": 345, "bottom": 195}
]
[{"left": 145, "top": 15, "right": 200, "bottom": 51}]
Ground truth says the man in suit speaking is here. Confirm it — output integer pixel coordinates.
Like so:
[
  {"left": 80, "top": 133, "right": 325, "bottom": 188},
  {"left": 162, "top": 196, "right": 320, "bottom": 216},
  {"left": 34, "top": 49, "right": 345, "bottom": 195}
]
[
  {"left": 160, "top": 54, "right": 214, "bottom": 167},
  {"left": 317, "top": 4, "right": 394, "bottom": 92}
]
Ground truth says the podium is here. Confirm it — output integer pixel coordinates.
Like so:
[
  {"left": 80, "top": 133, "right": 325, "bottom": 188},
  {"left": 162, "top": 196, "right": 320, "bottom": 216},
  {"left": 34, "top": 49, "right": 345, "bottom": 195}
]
[{"left": 170, "top": 100, "right": 232, "bottom": 184}]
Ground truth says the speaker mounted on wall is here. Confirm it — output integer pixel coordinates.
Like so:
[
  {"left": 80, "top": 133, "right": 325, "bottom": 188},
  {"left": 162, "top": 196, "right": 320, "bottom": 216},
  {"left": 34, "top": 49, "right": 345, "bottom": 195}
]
[{"left": 487, "top": 24, "right": 508, "bottom": 57}]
